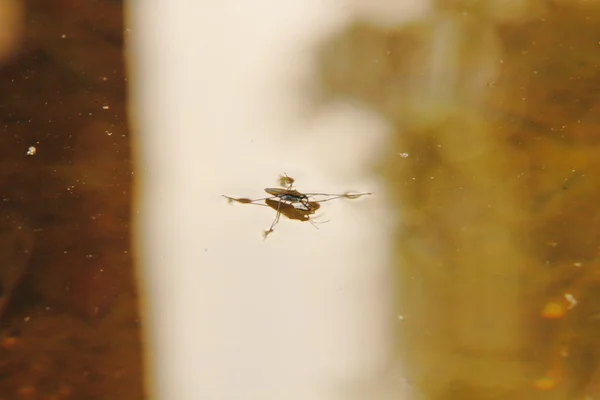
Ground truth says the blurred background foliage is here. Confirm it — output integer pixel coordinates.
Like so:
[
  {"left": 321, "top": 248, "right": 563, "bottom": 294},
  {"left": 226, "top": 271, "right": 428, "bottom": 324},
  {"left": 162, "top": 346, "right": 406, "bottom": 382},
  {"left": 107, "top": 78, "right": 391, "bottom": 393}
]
[{"left": 317, "top": 1, "right": 600, "bottom": 399}]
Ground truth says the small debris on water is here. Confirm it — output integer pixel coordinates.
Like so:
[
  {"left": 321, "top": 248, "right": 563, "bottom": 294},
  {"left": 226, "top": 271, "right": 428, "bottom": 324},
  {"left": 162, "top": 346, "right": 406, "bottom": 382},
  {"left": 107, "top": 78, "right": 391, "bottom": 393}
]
[{"left": 564, "top": 293, "right": 577, "bottom": 310}]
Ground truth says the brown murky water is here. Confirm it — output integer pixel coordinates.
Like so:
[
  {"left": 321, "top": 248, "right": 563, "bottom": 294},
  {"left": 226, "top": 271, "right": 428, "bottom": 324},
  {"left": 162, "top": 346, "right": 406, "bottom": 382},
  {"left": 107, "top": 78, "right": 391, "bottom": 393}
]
[
  {"left": 5, "top": 1, "right": 600, "bottom": 399},
  {"left": 317, "top": 2, "right": 600, "bottom": 399},
  {"left": 0, "top": 1, "right": 143, "bottom": 399}
]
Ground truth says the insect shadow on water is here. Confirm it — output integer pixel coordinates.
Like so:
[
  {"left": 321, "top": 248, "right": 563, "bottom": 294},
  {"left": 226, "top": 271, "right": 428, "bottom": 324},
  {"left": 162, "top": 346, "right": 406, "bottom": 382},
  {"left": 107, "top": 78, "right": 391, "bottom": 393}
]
[{"left": 223, "top": 174, "right": 372, "bottom": 238}]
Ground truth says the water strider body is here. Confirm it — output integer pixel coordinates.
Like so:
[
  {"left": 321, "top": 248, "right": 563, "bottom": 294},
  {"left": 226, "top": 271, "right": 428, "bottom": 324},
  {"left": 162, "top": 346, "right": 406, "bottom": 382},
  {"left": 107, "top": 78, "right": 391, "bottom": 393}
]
[
  {"left": 263, "top": 188, "right": 312, "bottom": 211},
  {"left": 224, "top": 174, "right": 371, "bottom": 238}
]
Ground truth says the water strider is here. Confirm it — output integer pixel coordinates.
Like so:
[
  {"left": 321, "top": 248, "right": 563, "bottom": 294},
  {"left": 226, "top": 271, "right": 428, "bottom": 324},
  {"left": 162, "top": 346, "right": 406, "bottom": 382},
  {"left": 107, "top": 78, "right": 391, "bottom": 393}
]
[{"left": 223, "top": 174, "right": 372, "bottom": 238}]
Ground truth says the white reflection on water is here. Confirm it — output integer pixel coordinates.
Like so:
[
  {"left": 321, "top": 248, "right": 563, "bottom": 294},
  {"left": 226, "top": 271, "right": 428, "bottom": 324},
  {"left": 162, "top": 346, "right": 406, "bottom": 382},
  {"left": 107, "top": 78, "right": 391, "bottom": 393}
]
[{"left": 129, "top": 1, "right": 412, "bottom": 399}]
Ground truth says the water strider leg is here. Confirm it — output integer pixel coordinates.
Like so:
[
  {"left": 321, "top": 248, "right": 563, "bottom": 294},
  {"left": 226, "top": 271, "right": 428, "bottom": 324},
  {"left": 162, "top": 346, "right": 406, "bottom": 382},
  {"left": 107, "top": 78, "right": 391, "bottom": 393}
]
[{"left": 263, "top": 200, "right": 283, "bottom": 239}]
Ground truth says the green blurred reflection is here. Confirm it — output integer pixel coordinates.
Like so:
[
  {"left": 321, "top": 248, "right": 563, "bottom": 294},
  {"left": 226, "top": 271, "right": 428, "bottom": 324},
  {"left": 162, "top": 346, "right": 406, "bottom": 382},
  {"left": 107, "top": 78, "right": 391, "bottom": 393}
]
[{"left": 317, "top": 2, "right": 600, "bottom": 399}]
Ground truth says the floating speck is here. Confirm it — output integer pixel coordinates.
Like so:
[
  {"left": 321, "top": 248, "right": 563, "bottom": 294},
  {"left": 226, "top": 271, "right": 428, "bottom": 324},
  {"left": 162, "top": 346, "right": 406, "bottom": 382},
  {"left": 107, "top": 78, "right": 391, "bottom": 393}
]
[
  {"left": 565, "top": 293, "right": 577, "bottom": 310},
  {"left": 26, "top": 146, "right": 36, "bottom": 156}
]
